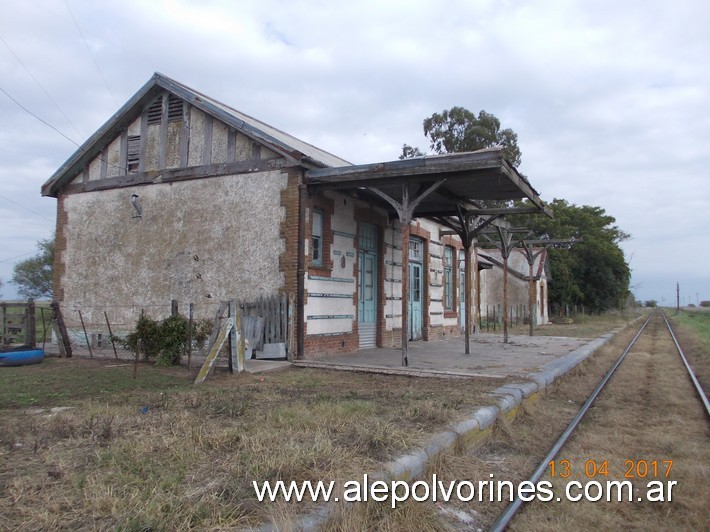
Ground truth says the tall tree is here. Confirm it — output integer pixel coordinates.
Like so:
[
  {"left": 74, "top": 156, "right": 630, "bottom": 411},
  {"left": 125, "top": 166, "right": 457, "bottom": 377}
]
[
  {"left": 513, "top": 199, "right": 631, "bottom": 313},
  {"left": 12, "top": 236, "right": 54, "bottom": 299},
  {"left": 407, "top": 107, "right": 522, "bottom": 166},
  {"left": 399, "top": 144, "right": 425, "bottom": 159}
]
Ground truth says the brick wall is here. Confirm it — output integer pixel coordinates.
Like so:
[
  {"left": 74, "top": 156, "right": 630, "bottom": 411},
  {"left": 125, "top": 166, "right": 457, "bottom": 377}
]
[
  {"left": 53, "top": 193, "right": 68, "bottom": 302},
  {"left": 279, "top": 169, "right": 301, "bottom": 297}
]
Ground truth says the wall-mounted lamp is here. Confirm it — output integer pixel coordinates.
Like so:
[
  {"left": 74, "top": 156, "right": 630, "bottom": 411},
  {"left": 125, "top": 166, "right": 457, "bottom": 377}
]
[{"left": 131, "top": 193, "right": 142, "bottom": 218}]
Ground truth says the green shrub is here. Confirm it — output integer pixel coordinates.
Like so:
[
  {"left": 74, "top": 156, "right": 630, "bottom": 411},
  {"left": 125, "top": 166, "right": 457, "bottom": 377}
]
[{"left": 118, "top": 313, "right": 212, "bottom": 366}]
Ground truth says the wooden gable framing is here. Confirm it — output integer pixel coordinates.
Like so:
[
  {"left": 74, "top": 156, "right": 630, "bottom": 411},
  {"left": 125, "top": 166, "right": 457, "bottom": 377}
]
[{"left": 42, "top": 73, "right": 350, "bottom": 198}]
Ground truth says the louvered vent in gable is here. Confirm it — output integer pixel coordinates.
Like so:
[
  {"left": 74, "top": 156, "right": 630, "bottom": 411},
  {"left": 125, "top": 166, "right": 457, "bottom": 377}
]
[
  {"left": 167, "top": 95, "right": 183, "bottom": 122},
  {"left": 147, "top": 98, "right": 162, "bottom": 125},
  {"left": 147, "top": 95, "right": 184, "bottom": 125},
  {"left": 127, "top": 135, "right": 140, "bottom": 173}
]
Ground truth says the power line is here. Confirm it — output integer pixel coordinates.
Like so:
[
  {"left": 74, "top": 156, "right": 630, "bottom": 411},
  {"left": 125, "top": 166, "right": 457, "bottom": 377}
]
[
  {"left": 63, "top": 0, "right": 118, "bottom": 107},
  {"left": 0, "top": 251, "right": 36, "bottom": 264},
  {"left": 0, "top": 193, "right": 54, "bottom": 223},
  {"left": 0, "top": 34, "right": 84, "bottom": 139},
  {"left": 0, "top": 85, "right": 128, "bottom": 174},
  {"left": 0, "top": 85, "right": 80, "bottom": 148}
]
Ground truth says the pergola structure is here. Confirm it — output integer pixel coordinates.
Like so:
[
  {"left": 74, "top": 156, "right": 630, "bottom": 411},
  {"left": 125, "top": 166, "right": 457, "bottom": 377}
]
[{"left": 305, "top": 148, "right": 552, "bottom": 366}]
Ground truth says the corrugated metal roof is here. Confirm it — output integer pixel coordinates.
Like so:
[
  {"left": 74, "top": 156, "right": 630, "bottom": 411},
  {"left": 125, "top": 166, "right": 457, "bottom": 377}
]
[{"left": 159, "top": 75, "right": 351, "bottom": 168}]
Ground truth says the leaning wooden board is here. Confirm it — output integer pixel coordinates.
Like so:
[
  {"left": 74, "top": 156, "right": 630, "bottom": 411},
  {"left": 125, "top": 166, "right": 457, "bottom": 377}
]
[{"left": 194, "top": 317, "right": 233, "bottom": 385}]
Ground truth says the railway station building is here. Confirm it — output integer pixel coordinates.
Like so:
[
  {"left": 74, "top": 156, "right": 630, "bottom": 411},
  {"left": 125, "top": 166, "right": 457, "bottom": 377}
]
[{"left": 42, "top": 73, "right": 550, "bottom": 360}]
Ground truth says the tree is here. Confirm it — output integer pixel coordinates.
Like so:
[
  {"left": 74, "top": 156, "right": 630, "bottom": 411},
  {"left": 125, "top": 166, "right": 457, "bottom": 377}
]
[
  {"left": 12, "top": 236, "right": 54, "bottom": 299},
  {"left": 403, "top": 107, "right": 522, "bottom": 166},
  {"left": 512, "top": 199, "right": 631, "bottom": 313},
  {"left": 399, "top": 144, "right": 425, "bottom": 159}
]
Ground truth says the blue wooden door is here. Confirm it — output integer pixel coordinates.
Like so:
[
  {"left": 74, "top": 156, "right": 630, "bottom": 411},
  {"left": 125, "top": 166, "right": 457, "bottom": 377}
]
[
  {"left": 408, "top": 261, "right": 423, "bottom": 340},
  {"left": 358, "top": 223, "right": 378, "bottom": 348},
  {"left": 359, "top": 252, "right": 377, "bottom": 322}
]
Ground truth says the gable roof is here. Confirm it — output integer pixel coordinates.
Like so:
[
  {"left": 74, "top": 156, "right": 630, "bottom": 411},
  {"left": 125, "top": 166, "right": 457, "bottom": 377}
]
[{"left": 42, "top": 73, "right": 351, "bottom": 197}]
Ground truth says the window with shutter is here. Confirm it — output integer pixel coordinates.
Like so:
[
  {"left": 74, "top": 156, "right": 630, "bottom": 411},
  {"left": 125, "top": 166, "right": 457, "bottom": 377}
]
[{"left": 127, "top": 135, "right": 140, "bottom": 173}]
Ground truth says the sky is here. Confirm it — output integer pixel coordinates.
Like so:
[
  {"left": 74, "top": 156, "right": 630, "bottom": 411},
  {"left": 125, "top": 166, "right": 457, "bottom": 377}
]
[{"left": 0, "top": 0, "right": 708, "bottom": 306}]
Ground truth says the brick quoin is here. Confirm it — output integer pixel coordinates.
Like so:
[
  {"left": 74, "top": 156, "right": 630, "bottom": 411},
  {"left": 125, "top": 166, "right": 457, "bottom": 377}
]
[
  {"left": 53, "top": 193, "right": 69, "bottom": 302},
  {"left": 278, "top": 169, "right": 301, "bottom": 297}
]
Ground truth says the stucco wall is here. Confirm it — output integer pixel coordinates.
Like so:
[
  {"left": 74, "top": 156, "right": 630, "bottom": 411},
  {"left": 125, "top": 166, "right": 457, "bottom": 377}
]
[
  {"left": 304, "top": 192, "right": 359, "bottom": 336},
  {"left": 302, "top": 192, "right": 470, "bottom": 349},
  {"left": 477, "top": 249, "right": 549, "bottom": 325},
  {"left": 59, "top": 170, "right": 287, "bottom": 330}
]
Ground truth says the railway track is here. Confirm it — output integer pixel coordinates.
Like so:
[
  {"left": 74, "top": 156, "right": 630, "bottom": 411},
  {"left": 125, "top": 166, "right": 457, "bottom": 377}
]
[{"left": 490, "top": 311, "right": 709, "bottom": 531}]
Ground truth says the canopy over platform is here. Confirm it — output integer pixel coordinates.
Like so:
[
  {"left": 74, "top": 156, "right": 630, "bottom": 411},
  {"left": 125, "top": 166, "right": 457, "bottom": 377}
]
[
  {"left": 305, "top": 148, "right": 551, "bottom": 218},
  {"left": 306, "top": 147, "right": 551, "bottom": 365}
]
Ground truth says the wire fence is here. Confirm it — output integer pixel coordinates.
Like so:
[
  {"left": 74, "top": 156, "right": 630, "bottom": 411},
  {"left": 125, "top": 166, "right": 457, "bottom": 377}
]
[
  {"left": 41, "top": 296, "right": 291, "bottom": 363},
  {"left": 478, "top": 304, "right": 532, "bottom": 332}
]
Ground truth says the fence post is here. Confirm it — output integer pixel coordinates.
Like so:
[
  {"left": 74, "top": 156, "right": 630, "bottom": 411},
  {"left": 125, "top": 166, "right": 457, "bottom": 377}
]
[
  {"left": 26, "top": 298, "right": 36, "bottom": 348},
  {"left": 78, "top": 310, "right": 93, "bottom": 358},
  {"left": 187, "top": 303, "right": 194, "bottom": 370},
  {"left": 40, "top": 307, "right": 49, "bottom": 350},
  {"left": 104, "top": 311, "right": 119, "bottom": 359},
  {"left": 228, "top": 300, "right": 236, "bottom": 374},
  {"left": 51, "top": 301, "right": 72, "bottom": 358},
  {"left": 236, "top": 302, "right": 245, "bottom": 373}
]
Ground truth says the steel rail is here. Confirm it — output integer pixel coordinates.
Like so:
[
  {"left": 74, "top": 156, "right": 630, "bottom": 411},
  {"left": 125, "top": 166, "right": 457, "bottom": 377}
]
[
  {"left": 489, "top": 312, "right": 656, "bottom": 532},
  {"left": 660, "top": 311, "right": 710, "bottom": 417}
]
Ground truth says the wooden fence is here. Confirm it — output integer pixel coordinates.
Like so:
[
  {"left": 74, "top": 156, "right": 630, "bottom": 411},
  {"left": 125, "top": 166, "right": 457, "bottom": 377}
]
[
  {"left": 240, "top": 294, "right": 289, "bottom": 358},
  {"left": 0, "top": 299, "right": 49, "bottom": 349}
]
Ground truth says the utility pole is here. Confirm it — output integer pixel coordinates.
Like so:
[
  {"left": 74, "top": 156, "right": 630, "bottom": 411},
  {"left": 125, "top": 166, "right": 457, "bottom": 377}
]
[{"left": 676, "top": 282, "right": 680, "bottom": 314}]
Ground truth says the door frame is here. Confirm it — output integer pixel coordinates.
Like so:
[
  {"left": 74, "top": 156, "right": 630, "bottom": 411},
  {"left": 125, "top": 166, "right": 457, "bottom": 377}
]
[
  {"left": 408, "top": 236, "right": 424, "bottom": 341},
  {"left": 357, "top": 222, "right": 379, "bottom": 348}
]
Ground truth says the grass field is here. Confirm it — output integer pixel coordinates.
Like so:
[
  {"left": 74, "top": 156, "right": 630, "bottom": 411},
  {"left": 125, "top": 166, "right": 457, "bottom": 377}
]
[
  {"left": 0, "top": 357, "right": 512, "bottom": 529},
  {"left": 0, "top": 312, "right": 632, "bottom": 530},
  {"left": 506, "top": 309, "right": 639, "bottom": 338},
  {"left": 675, "top": 308, "right": 710, "bottom": 345},
  {"left": 670, "top": 308, "right": 710, "bottom": 392}
]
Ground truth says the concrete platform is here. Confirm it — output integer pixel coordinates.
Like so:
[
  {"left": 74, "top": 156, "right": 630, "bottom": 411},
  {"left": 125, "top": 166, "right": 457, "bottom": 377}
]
[
  {"left": 45, "top": 331, "right": 601, "bottom": 380},
  {"left": 244, "top": 358, "right": 291, "bottom": 374},
  {"left": 294, "top": 333, "right": 591, "bottom": 379}
]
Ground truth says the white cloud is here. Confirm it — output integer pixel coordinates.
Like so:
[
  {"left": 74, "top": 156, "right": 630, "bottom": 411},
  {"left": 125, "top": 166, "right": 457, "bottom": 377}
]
[{"left": 0, "top": 0, "right": 708, "bottom": 304}]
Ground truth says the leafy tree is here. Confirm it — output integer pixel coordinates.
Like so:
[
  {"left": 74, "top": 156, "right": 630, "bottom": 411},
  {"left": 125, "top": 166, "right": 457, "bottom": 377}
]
[
  {"left": 644, "top": 300, "right": 658, "bottom": 308},
  {"left": 403, "top": 107, "right": 522, "bottom": 166},
  {"left": 12, "top": 236, "right": 54, "bottom": 299},
  {"left": 0, "top": 278, "right": 4, "bottom": 298},
  {"left": 399, "top": 144, "right": 425, "bottom": 159},
  {"left": 512, "top": 199, "right": 631, "bottom": 313}
]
